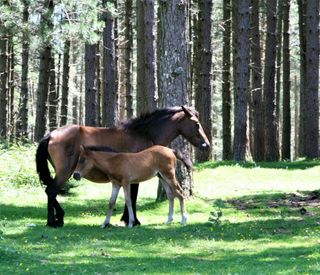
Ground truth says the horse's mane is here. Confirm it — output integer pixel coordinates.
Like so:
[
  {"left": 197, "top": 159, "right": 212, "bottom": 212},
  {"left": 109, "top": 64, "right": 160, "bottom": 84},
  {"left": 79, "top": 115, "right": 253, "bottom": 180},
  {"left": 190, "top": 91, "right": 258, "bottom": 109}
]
[
  {"left": 120, "top": 107, "right": 183, "bottom": 138},
  {"left": 85, "top": 146, "right": 119, "bottom": 153}
]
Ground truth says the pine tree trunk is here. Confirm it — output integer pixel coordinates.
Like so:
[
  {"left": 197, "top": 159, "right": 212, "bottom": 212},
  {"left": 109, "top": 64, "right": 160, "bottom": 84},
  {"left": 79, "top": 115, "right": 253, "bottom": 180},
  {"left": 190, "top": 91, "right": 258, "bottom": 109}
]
[
  {"left": 136, "top": 0, "right": 157, "bottom": 114},
  {"left": 304, "top": 0, "right": 319, "bottom": 158},
  {"left": 72, "top": 43, "right": 79, "bottom": 124},
  {"left": 34, "top": 0, "right": 54, "bottom": 141},
  {"left": 294, "top": 75, "right": 299, "bottom": 159},
  {"left": 250, "top": 0, "right": 264, "bottom": 161},
  {"left": 124, "top": 0, "right": 133, "bottom": 118},
  {"left": 297, "top": 0, "right": 306, "bottom": 157},
  {"left": 102, "top": 2, "right": 118, "bottom": 127},
  {"left": 16, "top": 0, "right": 29, "bottom": 139},
  {"left": 48, "top": 54, "right": 58, "bottom": 131},
  {"left": 8, "top": 42, "right": 15, "bottom": 140},
  {"left": 281, "top": 0, "right": 291, "bottom": 160},
  {"left": 157, "top": 0, "right": 192, "bottom": 199},
  {"left": 0, "top": 35, "right": 9, "bottom": 140},
  {"left": 222, "top": 0, "right": 232, "bottom": 160},
  {"left": 232, "top": 0, "right": 250, "bottom": 161},
  {"left": 85, "top": 44, "right": 98, "bottom": 126},
  {"left": 60, "top": 40, "right": 70, "bottom": 126},
  {"left": 263, "top": 0, "right": 279, "bottom": 161},
  {"left": 194, "top": 0, "right": 213, "bottom": 162}
]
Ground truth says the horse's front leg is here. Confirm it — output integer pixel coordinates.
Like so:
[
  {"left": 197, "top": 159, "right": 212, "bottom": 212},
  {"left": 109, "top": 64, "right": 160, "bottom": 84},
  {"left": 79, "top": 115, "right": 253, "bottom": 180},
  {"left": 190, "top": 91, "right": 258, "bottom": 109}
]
[
  {"left": 122, "top": 183, "right": 135, "bottom": 228},
  {"left": 120, "top": 183, "right": 141, "bottom": 226},
  {"left": 102, "top": 183, "right": 121, "bottom": 228}
]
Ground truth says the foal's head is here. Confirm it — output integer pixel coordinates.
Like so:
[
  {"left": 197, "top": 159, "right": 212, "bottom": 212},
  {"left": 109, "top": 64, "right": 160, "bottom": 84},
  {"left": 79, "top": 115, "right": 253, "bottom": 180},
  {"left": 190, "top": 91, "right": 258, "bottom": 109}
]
[
  {"left": 73, "top": 145, "right": 94, "bottom": 181},
  {"left": 178, "top": 106, "right": 210, "bottom": 151}
]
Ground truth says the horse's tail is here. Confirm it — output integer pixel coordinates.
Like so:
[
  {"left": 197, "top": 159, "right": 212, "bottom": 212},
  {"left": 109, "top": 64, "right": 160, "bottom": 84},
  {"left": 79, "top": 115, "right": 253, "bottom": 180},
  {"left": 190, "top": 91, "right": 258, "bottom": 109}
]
[
  {"left": 36, "top": 134, "right": 54, "bottom": 186},
  {"left": 172, "top": 149, "right": 193, "bottom": 172}
]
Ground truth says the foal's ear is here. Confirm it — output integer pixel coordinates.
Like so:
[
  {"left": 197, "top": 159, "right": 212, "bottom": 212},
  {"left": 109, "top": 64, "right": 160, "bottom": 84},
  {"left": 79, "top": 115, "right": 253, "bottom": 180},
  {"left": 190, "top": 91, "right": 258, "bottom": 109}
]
[
  {"left": 181, "top": 105, "right": 193, "bottom": 118},
  {"left": 79, "top": 144, "right": 86, "bottom": 153}
]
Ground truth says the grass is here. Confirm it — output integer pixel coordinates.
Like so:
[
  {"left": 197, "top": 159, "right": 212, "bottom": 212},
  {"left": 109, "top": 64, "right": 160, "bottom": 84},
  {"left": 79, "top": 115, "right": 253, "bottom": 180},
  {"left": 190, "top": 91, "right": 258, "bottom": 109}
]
[{"left": 1, "top": 145, "right": 320, "bottom": 274}]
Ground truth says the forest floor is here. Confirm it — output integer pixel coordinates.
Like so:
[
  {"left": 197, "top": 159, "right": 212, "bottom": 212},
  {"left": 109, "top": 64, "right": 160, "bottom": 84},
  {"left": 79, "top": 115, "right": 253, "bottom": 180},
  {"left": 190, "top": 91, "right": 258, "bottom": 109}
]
[{"left": 1, "top": 145, "right": 320, "bottom": 274}]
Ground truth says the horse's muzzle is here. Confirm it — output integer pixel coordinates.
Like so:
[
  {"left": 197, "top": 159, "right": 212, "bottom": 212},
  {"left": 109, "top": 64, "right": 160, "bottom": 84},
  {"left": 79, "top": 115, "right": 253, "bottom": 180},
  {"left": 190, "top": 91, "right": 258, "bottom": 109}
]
[{"left": 73, "top": 172, "right": 82, "bottom": 181}]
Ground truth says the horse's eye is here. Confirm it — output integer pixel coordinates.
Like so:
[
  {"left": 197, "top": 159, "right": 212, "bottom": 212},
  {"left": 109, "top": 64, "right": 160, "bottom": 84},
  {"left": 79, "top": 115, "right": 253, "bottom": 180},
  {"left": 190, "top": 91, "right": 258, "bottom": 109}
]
[{"left": 79, "top": 157, "right": 85, "bottom": 164}]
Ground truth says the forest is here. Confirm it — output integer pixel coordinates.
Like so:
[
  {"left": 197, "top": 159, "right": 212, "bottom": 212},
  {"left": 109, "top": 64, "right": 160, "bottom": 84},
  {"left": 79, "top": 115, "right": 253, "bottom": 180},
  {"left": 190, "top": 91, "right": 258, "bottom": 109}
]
[
  {"left": 0, "top": 0, "right": 320, "bottom": 274},
  {"left": 0, "top": 0, "right": 318, "bottom": 162}
]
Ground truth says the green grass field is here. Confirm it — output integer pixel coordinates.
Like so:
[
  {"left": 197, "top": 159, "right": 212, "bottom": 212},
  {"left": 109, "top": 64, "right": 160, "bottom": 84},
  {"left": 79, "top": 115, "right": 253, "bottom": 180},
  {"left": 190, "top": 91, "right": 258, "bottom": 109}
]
[{"left": 1, "top": 145, "right": 320, "bottom": 274}]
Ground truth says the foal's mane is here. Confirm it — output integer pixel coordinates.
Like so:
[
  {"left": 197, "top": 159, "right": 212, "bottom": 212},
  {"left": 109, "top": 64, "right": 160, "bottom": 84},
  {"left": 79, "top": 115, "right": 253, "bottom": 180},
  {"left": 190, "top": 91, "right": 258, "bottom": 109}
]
[{"left": 120, "top": 107, "right": 183, "bottom": 139}]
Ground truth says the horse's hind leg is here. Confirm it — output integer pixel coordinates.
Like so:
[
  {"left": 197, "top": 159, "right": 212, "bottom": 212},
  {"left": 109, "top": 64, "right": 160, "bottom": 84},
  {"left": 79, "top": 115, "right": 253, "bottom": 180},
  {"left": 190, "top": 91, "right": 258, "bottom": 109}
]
[
  {"left": 102, "top": 182, "right": 120, "bottom": 228},
  {"left": 122, "top": 183, "right": 135, "bottom": 228}
]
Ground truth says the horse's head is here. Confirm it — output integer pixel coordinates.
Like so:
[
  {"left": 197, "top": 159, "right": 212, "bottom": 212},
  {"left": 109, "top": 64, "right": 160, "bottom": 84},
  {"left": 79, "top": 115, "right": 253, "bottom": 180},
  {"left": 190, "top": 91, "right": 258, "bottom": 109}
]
[
  {"left": 73, "top": 145, "right": 94, "bottom": 181},
  {"left": 179, "top": 106, "right": 210, "bottom": 151}
]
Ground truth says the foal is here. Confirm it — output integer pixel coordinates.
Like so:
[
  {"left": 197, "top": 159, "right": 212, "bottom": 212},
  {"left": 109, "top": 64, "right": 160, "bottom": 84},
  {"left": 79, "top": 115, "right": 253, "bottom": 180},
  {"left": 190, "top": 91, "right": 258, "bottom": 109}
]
[{"left": 73, "top": 145, "right": 193, "bottom": 228}]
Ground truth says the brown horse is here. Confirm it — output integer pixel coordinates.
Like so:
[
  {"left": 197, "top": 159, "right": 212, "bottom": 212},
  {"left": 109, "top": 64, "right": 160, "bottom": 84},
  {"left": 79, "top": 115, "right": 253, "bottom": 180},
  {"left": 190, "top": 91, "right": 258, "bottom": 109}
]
[
  {"left": 73, "top": 145, "right": 193, "bottom": 228},
  {"left": 36, "top": 106, "right": 210, "bottom": 227}
]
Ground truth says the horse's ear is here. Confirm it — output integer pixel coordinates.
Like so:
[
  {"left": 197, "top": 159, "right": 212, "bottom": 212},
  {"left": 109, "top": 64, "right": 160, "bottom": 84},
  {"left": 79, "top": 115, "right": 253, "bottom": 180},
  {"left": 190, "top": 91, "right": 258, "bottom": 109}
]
[{"left": 181, "top": 105, "right": 193, "bottom": 118}]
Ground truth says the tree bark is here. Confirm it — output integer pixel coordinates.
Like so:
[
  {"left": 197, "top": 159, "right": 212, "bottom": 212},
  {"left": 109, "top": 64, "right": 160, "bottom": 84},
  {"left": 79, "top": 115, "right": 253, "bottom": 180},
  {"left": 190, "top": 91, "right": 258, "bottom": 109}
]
[
  {"left": 304, "top": 0, "right": 319, "bottom": 158},
  {"left": 232, "top": 0, "right": 250, "bottom": 161},
  {"left": 157, "top": 0, "right": 192, "bottom": 199},
  {"left": 16, "top": 0, "right": 30, "bottom": 139},
  {"left": 136, "top": 0, "right": 157, "bottom": 114},
  {"left": 263, "top": 0, "right": 279, "bottom": 161},
  {"left": 194, "top": 0, "right": 213, "bottom": 162},
  {"left": 85, "top": 44, "right": 98, "bottom": 126},
  {"left": 250, "top": 0, "right": 264, "bottom": 161},
  {"left": 281, "top": 0, "right": 291, "bottom": 160},
  {"left": 34, "top": 0, "right": 54, "bottom": 141},
  {"left": 222, "top": 0, "right": 232, "bottom": 160},
  {"left": 60, "top": 40, "right": 70, "bottom": 126},
  {"left": 102, "top": 2, "right": 118, "bottom": 127}
]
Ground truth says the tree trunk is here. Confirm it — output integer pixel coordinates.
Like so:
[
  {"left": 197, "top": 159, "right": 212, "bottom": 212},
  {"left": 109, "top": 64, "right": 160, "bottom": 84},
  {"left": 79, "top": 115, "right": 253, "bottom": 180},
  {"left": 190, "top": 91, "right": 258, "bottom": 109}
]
[
  {"left": 124, "top": 0, "right": 133, "bottom": 118},
  {"left": 157, "top": 0, "right": 192, "bottom": 199},
  {"left": 0, "top": 35, "right": 9, "bottom": 140},
  {"left": 194, "top": 0, "right": 213, "bottom": 162},
  {"left": 8, "top": 42, "right": 15, "bottom": 140},
  {"left": 34, "top": 0, "right": 54, "bottom": 142},
  {"left": 48, "top": 54, "right": 58, "bottom": 131},
  {"left": 60, "top": 40, "right": 70, "bottom": 126},
  {"left": 232, "top": 0, "right": 250, "bottom": 161},
  {"left": 222, "top": 0, "right": 232, "bottom": 160},
  {"left": 294, "top": 75, "right": 299, "bottom": 159},
  {"left": 297, "top": 0, "right": 306, "bottom": 157},
  {"left": 102, "top": 2, "right": 118, "bottom": 127},
  {"left": 304, "top": 0, "right": 319, "bottom": 158},
  {"left": 85, "top": 44, "right": 98, "bottom": 126},
  {"left": 250, "top": 0, "right": 264, "bottom": 161},
  {"left": 16, "top": 0, "right": 30, "bottom": 139},
  {"left": 263, "top": 0, "right": 279, "bottom": 161},
  {"left": 281, "top": 0, "right": 291, "bottom": 160},
  {"left": 72, "top": 43, "right": 79, "bottom": 124},
  {"left": 136, "top": 0, "right": 157, "bottom": 114}
]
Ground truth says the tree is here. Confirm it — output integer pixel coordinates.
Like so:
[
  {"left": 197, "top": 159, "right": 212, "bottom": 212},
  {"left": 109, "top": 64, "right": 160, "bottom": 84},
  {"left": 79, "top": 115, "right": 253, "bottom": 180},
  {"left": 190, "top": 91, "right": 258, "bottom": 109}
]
[
  {"left": 281, "top": 0, "right": 291, "bottom": 160},
  {"left": 16, "top": 0, "right": 30, "bottom": 140},
  {"left": 250, "top": 0, "right": 264, "bottom": 161},
  {"left": 102, "top": 1, "right": 118, "bottom": 127},
  {"left": 222, "top": 0, "right": 232, "bottom": 160},
  {"left": 157, "top": 0, "right": 192, "bottom": 198},
  {"left": 34, "top": 0, "right": 54, "bottom": 141},
  {"left": 304, "top": 0, "right": 319, "bottom": 158},
  {"left": 136, "top": 0, "right": 157, "bottom": 114},
  {"left": 124, "top": 0, "right": 133, "bottom": 118},
  {"left": 194, "top": 0, "right": 213, "bottom": 162},
  {"left": 60, "top": 40, "right": 71, "bottom": 126},
  {"left": 263, "top": 0, "right": 279, "bottom": 161},
  {"left": 85, "top": 43, "right": 98, "bottom": 126},
  {"left": 48, "top": 54, "right": 58, "bottom": 131},
  {"left": 232, "top": 0, "right": 250, "bottom": 161}
]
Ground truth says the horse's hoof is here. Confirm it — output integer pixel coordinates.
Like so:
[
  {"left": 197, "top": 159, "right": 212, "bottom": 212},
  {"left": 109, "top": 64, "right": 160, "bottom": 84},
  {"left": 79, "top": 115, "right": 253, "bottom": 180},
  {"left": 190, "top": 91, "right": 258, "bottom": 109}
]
[
  {"left": 46, "top": 221, "right": 57, "bottom": 228},
  {"left": 133, "top": 219, "right": 141, "bottom": 227},
  {"left": 55, "top": 220, "right": 64, "bottom": 227}
]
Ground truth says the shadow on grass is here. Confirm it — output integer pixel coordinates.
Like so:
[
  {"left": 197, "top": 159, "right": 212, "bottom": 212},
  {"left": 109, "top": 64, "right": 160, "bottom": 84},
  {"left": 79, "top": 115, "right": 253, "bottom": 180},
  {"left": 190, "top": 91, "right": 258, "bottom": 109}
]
[{"left": 195, "top": 159, "right": 320, "bottom": 170}]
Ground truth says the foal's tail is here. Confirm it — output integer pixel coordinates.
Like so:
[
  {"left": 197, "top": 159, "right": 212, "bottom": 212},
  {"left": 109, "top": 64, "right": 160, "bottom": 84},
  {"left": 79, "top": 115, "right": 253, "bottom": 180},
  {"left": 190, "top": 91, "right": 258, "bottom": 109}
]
[
  {"left": 172, "top": 149, "right": 193, "bottom": 172},
  {"left": 36, "top": 134, "right": 54, "bottom": 186}
]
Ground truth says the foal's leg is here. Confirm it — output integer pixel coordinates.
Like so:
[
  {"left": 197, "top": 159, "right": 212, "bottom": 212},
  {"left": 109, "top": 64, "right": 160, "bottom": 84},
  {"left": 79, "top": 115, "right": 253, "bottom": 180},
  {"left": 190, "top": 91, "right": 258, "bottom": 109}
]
[
  {"left": 122, "top": 184, "right": 135, "bottom": 228},
  {"left": 120, "top": 183, "right": 141, "bottom": 226},
  {"left": 102, "top": 183, "right": 121, "bottom": 228},
  {"left": 160, "top": 180, "right": 175, "bottom": 224}
]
